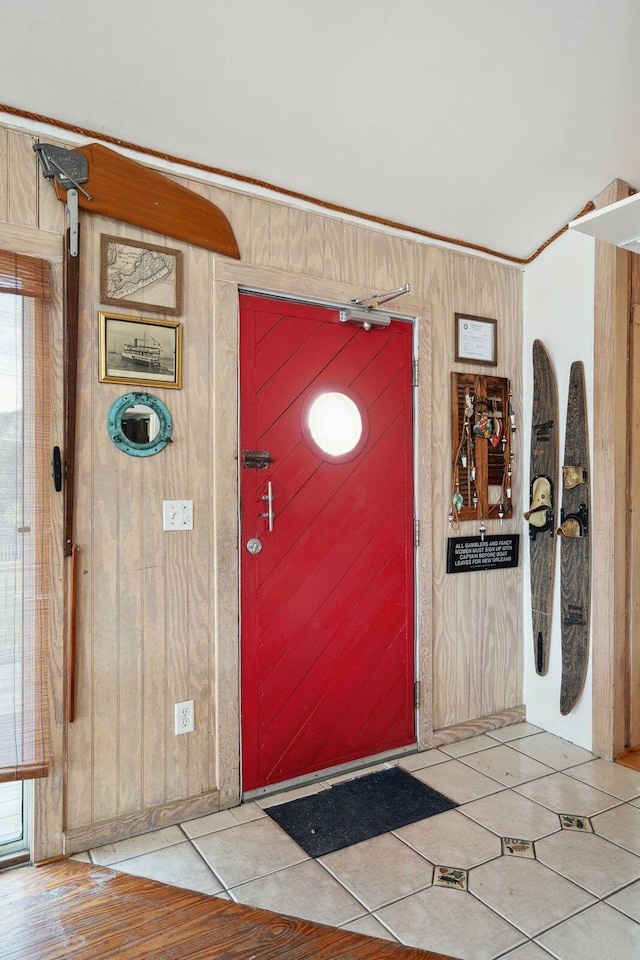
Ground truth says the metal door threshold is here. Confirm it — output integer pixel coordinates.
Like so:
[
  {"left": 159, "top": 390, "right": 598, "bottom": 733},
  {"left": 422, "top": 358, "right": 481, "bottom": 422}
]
[{"left": 243, "top": 743, "right": 418, "bottom": 801}]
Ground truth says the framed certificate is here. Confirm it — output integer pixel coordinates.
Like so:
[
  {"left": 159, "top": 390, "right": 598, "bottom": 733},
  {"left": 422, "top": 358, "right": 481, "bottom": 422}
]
[{"left": 455, "top": 313, "right": 497, "bottom": 366}]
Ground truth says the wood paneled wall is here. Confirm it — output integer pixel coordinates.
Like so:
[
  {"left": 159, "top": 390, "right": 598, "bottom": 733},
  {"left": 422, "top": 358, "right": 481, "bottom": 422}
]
[
  {"left": 0, "top": 123, "right": 523, "bottom": 858},
  {"left": 591, "top": 180, "right": 633, "bottom": 759}
]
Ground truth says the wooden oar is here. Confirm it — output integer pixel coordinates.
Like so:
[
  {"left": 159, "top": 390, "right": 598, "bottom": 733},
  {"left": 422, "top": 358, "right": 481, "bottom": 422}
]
[{"left": 53, "top": 142, "right": 240, "bottom": 258}]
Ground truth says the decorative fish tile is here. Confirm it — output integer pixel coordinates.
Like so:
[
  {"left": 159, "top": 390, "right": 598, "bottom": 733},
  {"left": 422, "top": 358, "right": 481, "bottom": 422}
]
[
  {"left": 501, "top": 837, "right": 535, "bottom": 857},
  {"left": 434, "top": 866, "right": 468, "bottom": 890},
  {"left": 559, "top": 814, "right": 593, "bottom": 832}
]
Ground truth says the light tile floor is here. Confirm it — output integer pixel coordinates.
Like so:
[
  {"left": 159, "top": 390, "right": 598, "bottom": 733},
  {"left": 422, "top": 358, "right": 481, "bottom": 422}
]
[{"left": 78, "top": 724, "right": 640, "bottom": 960}]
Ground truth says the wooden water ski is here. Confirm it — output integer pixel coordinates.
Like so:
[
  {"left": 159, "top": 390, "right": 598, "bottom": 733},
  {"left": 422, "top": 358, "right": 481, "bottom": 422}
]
[
  {"left": 557, "top": 361, "right": 590, "bottom": 714},
  {"left": 525, "top": 340, "right": 558, "bottom": 675},
  {"left": 53, "top": 142, "right": 240, "bottom": 259}
]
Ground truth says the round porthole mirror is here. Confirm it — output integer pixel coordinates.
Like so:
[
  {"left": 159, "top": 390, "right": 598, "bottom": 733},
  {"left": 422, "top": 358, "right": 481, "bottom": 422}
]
[{"left": 107, "top": 392, "right": 172, "bottom": 456}]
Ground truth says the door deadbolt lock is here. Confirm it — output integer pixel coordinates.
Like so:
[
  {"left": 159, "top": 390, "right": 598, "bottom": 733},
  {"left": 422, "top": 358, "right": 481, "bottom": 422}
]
[{"left": 246, "top": 537, "right": 263, "bottom": 555}]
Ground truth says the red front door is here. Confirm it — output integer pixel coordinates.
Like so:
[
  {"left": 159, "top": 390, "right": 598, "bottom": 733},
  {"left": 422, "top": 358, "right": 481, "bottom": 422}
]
[{"left": 240, "top": 294, "right": 415, "bottom": 791}]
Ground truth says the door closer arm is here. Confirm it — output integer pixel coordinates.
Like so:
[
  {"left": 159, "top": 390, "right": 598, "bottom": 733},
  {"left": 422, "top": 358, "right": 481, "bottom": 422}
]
[
  {"left": 340, "top": 284, "right": 411, "bottom": 331},
  {"left": 350, "top": 284, "right": 410, "bottom": 308}
]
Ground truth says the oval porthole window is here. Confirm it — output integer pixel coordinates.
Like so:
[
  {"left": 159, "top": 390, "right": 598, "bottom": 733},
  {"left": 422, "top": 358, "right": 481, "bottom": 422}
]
[{"left": 304, "top": 387, "right": 367, "bottom": 462}]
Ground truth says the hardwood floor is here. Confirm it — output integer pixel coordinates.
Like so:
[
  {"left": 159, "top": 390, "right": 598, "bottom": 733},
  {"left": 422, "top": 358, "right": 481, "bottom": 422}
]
[
  {"left": 0, "top": 860, "right": 458, "bottom": 960},
  {"left": 616, "top": 745, "right": 640, "bottom": 772}
]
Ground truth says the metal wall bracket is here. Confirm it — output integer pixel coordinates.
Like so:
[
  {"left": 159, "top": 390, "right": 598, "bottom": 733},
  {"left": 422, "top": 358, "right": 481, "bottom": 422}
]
[
  {"left": 33, "top": 141, "right": 90, "bottom": 193},
  {"left": 67, "top": 189, "right": 79, "bottom": 257},
  {"left": 33, "top": 141, "right": 90, "bottom": 257}
]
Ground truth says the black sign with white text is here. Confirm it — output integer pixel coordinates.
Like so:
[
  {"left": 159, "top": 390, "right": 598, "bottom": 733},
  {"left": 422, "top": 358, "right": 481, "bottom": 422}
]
[{"left": 446, "top": 534, "right": 520, "bottom": 574}]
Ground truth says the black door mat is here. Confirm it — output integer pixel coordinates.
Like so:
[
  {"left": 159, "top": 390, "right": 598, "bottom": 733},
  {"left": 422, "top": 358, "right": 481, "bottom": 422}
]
[{"left": 266, "top": 766, "right": 458, "bottom": 857}]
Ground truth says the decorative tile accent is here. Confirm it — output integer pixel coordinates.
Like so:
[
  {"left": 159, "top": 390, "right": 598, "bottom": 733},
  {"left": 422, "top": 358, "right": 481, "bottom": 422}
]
[
  {"left": 502, "top": 837, "right": 535, "bottom": 858},
  {"left": 434, "top": 865, "right": 468, "bottom": 890},
  {"left": 560, "top": 813, "right": 593, "bottom": 832}
]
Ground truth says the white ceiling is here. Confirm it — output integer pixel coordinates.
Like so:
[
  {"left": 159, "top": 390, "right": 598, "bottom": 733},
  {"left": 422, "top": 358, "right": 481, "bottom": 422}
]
[{"left": 2, "top": 0, "right": 640, "bottom": 260}]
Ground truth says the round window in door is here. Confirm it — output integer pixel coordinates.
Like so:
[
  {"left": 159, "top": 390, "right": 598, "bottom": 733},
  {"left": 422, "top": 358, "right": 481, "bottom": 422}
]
[{"left": 302, "top": 384, "right": 369, "bottom": 462}]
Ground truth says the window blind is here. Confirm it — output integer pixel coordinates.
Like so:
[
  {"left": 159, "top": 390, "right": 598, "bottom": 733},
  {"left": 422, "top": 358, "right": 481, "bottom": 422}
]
[
  {"left": 0, "top": 251, "right": 52, "bottom": 781},
  {"left": 0, "top": 251, "right": 50, "bottom": 301}
]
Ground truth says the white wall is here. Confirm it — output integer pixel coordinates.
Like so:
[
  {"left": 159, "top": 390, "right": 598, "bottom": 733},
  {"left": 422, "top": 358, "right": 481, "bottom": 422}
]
[{"left": 522, "top": 229, "right": 595, "bottom": 750}]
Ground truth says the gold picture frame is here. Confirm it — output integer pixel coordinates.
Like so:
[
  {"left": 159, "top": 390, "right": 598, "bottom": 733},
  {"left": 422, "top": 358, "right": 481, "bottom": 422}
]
[
  {"left": 100, "top": 235, "right": 183, "bottom": 316},
  {"left": 99, "top": 312, "right": 182, "bottom": 389}
]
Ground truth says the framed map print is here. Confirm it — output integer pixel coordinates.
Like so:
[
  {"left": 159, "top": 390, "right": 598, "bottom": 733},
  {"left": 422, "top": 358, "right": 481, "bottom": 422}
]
[{"left": 100, "top": 235, "right": 183, "bottom": 316}]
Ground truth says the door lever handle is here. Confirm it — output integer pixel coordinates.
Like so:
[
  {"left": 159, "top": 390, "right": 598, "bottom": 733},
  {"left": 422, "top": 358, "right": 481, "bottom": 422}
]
[{"left": 261, "top": 481, "right": 275, "bottom": 532}]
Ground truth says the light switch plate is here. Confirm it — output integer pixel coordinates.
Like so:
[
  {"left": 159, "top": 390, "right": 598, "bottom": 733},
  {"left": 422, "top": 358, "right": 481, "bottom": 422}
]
[{"left": 163, "top": 500, "right": 193, "bottom": 531}]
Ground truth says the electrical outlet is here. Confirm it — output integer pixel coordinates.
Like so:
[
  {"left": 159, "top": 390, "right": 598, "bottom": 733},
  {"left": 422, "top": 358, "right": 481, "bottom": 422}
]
[{"left": 174, "top": 699, "right": 194, "bottom": 735}]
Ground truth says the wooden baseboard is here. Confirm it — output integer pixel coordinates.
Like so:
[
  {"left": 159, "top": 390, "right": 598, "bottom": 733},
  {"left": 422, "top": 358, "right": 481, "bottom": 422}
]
[
  {"left": 61, "top": 789, "right": 222, "bottom": 858},
  {"left": 433, "top": 706, "right": 526, "bottom": 747},
  {"left": 59, "top": 708, "right": 527, "bottom": 858}
]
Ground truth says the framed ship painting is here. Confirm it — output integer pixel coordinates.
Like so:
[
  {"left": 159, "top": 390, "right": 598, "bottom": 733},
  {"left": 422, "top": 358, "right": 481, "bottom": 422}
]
[
  {"left": 100, "top": 235, "right": 183, "bottom": 316},
  {"left": 99, "top": 312, "right": 182, "bottom": 389}
]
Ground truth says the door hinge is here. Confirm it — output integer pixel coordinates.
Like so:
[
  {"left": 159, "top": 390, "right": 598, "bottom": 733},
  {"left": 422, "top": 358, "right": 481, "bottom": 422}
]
[
  {"left": 414, "top": 517, "right": 419, "bottom": 547},
  {"left": 414, "top": 680, "right": 421, "bottom": 708},
  {"left": 412, "top": 358, "right": 419, "bottom": 387}
]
